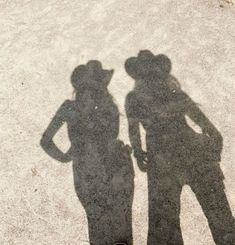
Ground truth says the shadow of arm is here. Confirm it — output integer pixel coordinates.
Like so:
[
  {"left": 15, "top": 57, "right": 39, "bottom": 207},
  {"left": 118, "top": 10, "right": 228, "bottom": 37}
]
[
  {"left": 185, "top": 95, "right": 223, "bottom": 155},
  {"left": 126, "top": 93, "right": 147, "bottom": 172},
  {"left": 40, "top": 100, "right": 72, "bottom": 163}
]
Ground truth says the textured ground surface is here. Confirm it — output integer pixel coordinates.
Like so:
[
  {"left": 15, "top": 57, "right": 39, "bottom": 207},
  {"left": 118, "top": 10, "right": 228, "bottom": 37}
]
[{"left": 1, "top": 0, "right": 235, "bottom": 244}]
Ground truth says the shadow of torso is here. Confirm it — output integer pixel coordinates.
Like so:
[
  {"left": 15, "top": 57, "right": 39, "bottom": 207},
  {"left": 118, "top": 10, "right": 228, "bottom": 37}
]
[
  {"left": 127, "top": 83, "right": 223, "bottom": 183},
  {"left": 63, "top": 95, "right": 134, "bottom": 245},
  {"left": 126, "top": 76, "right": 233, "bottom": 245}
]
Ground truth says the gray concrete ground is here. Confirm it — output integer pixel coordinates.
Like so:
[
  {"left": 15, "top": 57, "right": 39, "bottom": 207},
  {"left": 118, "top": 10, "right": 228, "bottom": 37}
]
[{"left": 1, "top": 0, "right": 235, "bottom": 244}]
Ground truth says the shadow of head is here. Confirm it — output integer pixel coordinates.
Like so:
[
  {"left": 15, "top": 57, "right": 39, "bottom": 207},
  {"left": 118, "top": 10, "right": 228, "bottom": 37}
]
[
  {"left": 125, "top": 50, "right": 171, "bottom": 80},
  {"left": 71, "top": 60, "right": 114, "bottom": 91}
]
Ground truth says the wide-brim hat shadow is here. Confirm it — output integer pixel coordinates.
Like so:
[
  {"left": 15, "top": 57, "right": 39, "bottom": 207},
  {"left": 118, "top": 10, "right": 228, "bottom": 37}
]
[
  {"left": 125, "top": 50, "right": 171, "bottom": 79},
  {"left": 71, "top": 60, "right": 114, "bottom": 90}
]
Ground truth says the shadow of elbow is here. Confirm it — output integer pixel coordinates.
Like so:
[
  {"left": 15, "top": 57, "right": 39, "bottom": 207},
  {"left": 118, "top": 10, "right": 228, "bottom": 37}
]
[{"left": 40, "top": 136, "right": 50, "bottom": 150}]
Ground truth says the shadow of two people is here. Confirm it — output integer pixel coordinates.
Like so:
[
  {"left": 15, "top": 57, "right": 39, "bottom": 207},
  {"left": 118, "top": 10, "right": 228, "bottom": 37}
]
[{"left": 41, "top": 51, "right": 235, "bottom": 245}]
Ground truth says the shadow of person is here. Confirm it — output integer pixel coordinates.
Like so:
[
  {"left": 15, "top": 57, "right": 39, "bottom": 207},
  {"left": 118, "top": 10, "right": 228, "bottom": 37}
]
[
  {"left": 125, "top": 50, "right": 235, "bottom": 245},
  {"left": 40, "top": 60, "right": 134, "bottom": 245}
]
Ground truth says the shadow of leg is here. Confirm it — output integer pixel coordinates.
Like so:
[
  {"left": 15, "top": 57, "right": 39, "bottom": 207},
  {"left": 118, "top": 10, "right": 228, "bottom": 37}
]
[
  {"left": 148, "top": 173, "right": 183, "bottom": 245},
  {"left": 191, "top": 166, "right": 235, "bottom": 245}
]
